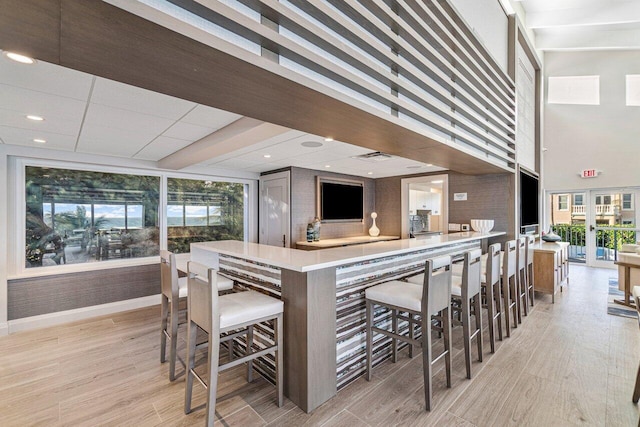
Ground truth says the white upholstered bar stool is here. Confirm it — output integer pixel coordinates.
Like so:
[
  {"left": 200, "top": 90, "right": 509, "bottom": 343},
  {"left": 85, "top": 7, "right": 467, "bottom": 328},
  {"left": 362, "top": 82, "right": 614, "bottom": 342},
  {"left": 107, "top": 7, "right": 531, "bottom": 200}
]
[
  {"left": 525, "top": 235, "right": 536, "bottom": 307},
  {"left": 502, "top": 240, "right": 519, "bottom": 337},
  {"left": 483, "top": 243, "right": 503, "bottom": 352},
  {"left": 633, "top": 286, "right": 640, "bottom": 404},
  {"left": 160, "top": 250, "right": 234, "bottom": 381},
  {"left": 450, "top": 249, "right": 483, "bottom": 379},
  {"left": 184, "top": 261, "right": 283, "bottom": 426},
  {"left": 366, "top": 255, "right": 452, "bottom": 411},
  {"left": 516, "top": 237, "right": 528, "bottom": 322}
]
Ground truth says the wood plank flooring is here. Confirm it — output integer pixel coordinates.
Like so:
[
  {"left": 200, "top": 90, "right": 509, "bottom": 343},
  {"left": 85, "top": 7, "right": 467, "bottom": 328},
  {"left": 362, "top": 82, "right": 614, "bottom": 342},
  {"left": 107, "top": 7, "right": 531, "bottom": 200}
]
[{"left": 0, "top": 264, "right": 638, "bottom": 426}]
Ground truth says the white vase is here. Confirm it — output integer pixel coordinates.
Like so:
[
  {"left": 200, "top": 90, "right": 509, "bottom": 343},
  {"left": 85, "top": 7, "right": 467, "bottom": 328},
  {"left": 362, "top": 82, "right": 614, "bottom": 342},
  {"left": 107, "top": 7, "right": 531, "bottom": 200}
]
[{"left": 369, "top": 212, "right": 380, "bottom": 237}]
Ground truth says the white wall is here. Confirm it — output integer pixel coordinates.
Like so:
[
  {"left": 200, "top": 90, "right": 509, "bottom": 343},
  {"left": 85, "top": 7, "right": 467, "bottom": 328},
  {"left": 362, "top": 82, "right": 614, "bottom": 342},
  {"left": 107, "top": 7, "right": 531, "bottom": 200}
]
[
  {"left": 448, "top": 0, "right": 509, "bottom": 72},
  {"left": 0, "top": 146, "right": 8, "bottom": 335},
  {"left": 543, "top": 51, "right": 640, "bottom": 191}
]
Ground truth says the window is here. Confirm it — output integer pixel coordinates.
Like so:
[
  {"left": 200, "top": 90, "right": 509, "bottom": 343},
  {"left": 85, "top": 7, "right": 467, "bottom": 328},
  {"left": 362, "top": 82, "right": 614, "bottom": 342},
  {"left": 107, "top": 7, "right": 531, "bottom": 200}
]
[
  {"left": 573, "top": 194, "right": 584, "bottom": 206},
  {"left": 596, "top": 195, "right": 612, "bottom": 205},
  {"left": 25, "top": 166, "right": 160, "bottom": 268},
  {"left": 558, "top": 195, "right": 568, "bottom": 211},
  {"left": 167, "top": 178, "right": 245, "bottom": 253},
  {"left": 627, "top": 75, "right": 640, "bottom": 106},
  {"left": 623, "top": 193, "right": 634, "bottom": 210},
  {"left": 548, "top": 75, "right": 600, "bottom": 105}
]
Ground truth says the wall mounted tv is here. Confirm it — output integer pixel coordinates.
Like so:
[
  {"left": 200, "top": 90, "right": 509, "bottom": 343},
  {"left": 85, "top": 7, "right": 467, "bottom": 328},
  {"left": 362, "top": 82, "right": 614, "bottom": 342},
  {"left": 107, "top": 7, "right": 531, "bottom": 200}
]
[
  {"left": 318, "top": 179, "right": 364, "bottom": 222},
  {"left": 519, "top": 170, "right": 539, "bottom": 233}
]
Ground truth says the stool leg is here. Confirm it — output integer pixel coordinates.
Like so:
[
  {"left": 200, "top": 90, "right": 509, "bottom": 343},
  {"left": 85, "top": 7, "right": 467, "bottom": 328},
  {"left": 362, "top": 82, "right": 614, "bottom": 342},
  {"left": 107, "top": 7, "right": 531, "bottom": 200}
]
[
  {"left": 205, "top": 328, "right": 219, "bottom": 427},
  {"left": 422, "top": 313, "right": 433, "bottom": 411},
  {"left": 408, "top": 313, "right": 415, "bottom": 358},
  {"left": 494, "top": 282, "right": 504, "bottom": 341},
  {"left": 169, "top": 297, "right": 179, "bottom": 381},
  {"left": 511, "top": 277, "right": 519, "bottom": 329},
  {"left": 462, "top": 297, "right": 471, "bottom": 379},
  {"left": 392, "top": 309, "right": 398, "bottom": 363},
  {"left": 443, "top": 307, "right": 452, "bottom": 388},
  {"left": 485, "top": 286, "right": 495, "bottom": 353},
  {"left": 366, "top": 300, "right": 373, "bottom": 381},
  {"left": 184, "top": 319, "right": 198, "bottom": 414},
  {"left": 502, "top": 278, "right": 511, "bottom": 338},
  {"left": 633, "top": 362, "right": 640, "bottom": 403},
  {"left": 160, "top": 294, "right": 169, "bottom": 363},
  {"left": 276, "top": 314, "right": 284, "bottom": 407},
  {"left": 247, "top": 325, "right": 254, "bottom": 383},
  {"left": 474, "top": 294, "right": 483, "bottom": 362}
]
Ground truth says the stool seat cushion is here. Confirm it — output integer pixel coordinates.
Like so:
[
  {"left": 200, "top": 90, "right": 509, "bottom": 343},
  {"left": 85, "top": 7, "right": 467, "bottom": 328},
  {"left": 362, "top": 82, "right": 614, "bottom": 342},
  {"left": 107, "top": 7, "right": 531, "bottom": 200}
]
[
  {"left": 178, "top": 277, "right": 188, "bottom": 298},
  {"left": 365, "top": 280, "right": 422, "bottom": 312},
  {"left": 216, "top": 274, "right": 234, "bottom": 291},
  {"left": 451, "top": 275, "right": 463, "bottom": 297},
  {"left": 406, "top": 273, "right": 424, "bottom": 285},
  {"left": 219, "top": 290, "right": 284, "bottom": 330},
  {"left": 633, "top": 285, "right": 640, "bottom": 300}
]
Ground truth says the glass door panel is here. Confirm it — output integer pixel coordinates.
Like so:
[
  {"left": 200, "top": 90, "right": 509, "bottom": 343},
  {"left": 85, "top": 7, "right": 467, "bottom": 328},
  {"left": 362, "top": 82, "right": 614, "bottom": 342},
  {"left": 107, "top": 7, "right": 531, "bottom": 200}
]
[{"left": 549, "top": 192, "right": 586, "bottom": 263}]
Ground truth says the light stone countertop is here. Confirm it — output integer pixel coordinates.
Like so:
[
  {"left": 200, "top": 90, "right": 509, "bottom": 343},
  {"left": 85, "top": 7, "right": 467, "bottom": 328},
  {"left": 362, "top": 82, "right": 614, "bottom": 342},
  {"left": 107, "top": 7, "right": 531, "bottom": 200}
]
[{"left": 190, "top": 231, "right": 505, "bottom": 273}]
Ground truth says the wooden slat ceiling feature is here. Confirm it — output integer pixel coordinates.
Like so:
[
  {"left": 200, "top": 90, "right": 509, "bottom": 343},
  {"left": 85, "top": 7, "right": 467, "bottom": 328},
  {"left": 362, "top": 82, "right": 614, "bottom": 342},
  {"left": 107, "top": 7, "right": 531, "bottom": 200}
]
[{"left": 0, "top": 0, "right": 514, "bottom": 175}]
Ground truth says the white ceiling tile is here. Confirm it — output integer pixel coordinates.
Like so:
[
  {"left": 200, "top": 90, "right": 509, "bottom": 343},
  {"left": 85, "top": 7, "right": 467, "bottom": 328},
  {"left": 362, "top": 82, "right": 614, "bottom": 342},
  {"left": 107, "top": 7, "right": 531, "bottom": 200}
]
[
  {"left": 212, "top": 158, "right": 263, "bottom": 169},
  {"left": 0, "top": 125, "right": 77, "bottom": 151},
  {"left": 91, "top": 78, "right": 196, "bottom": 119},
  {"left": 0, "top": 55, "right": 93, "bottom": 100},
  {"left": 180, "top": 104, "right": 242, "bottom": 128},
  {"left": 77, "top": 124, "right": 160, "bottom": 157},
  {"left": 162, "top": 121, "right": 215, "bottom": 141},
  {"left": 0, "top": 107, "right": 82, "bottom": 137},
  {"left": 83, "top": 103, "right": 174, "bottom": 134},
  {"left": 134, "top": 136, "right": 195, "bottom": 161}
]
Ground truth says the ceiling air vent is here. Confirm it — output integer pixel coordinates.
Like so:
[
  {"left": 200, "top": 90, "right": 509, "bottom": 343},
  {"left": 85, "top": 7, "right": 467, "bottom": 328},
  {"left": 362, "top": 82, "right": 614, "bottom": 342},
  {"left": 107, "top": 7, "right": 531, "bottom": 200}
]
[{"left": 352, "top": 152, "right": 393, "bottom": 162}]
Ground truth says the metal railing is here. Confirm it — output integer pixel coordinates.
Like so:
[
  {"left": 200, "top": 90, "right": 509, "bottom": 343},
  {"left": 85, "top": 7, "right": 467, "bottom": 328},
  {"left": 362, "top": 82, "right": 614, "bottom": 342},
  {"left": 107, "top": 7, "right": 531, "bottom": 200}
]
[{"left": 550, "top": 224, "right": 639, "bottom": 263}]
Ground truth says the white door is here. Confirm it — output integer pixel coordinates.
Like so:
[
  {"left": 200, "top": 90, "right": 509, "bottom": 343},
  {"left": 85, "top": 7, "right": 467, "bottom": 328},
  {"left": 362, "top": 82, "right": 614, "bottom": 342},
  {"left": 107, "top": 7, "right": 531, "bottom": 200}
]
[
  {"left": 587, "top": 189, "right": 640, "bottom": 268},
  {"left": 259, "top": 171, "right": 290, "bottom": 247}
]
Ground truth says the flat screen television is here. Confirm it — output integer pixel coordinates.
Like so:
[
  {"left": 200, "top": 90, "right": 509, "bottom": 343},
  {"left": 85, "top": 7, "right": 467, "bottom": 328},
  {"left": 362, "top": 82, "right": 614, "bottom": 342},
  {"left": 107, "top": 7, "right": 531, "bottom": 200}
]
[
  {"left": 319, "top": 180, "right": 364, "bottom": 222},
  {"left": 519, "top": 170, "right": 539, "bottom": 233}
]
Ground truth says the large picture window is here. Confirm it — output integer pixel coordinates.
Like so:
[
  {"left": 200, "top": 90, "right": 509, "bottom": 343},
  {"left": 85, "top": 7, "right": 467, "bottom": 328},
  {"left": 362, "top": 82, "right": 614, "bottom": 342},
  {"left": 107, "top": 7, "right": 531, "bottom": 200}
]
[
  {"left": 25, "top": 166, "right": 160, "bottom": 268},
  {"left": 167, "top": 178, "right": 245, "bottom": 253}
]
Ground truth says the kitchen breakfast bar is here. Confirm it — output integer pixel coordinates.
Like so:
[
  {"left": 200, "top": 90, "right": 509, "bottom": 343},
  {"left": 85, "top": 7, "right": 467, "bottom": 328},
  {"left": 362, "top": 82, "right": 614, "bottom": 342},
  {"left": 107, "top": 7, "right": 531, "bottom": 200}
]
[{"left": 190, "top": 231, "right": 504, "bottom": 413}]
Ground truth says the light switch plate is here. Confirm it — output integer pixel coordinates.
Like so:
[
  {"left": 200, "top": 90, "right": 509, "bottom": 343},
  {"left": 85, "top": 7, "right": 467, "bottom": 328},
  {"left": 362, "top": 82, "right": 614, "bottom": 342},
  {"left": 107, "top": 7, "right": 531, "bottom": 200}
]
[
  {"left": 448, "top": 223, "right": 461, "bottom": 231},
  {"left": 461, "top": 224, "right": 470, "bottom": 231}
]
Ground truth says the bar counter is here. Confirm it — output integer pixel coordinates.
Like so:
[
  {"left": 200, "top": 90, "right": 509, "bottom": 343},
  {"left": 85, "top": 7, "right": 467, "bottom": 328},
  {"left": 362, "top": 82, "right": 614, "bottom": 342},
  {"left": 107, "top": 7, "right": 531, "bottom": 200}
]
[{"left": 190, "top": 231, "right": 504, "bottom": 413}]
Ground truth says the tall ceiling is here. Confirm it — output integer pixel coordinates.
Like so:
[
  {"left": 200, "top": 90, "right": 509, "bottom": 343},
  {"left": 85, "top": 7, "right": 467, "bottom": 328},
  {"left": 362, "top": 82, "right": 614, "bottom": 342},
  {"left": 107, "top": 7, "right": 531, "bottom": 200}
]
[{"left": 517, "top": 0, "right": 640, "bottom": 50}]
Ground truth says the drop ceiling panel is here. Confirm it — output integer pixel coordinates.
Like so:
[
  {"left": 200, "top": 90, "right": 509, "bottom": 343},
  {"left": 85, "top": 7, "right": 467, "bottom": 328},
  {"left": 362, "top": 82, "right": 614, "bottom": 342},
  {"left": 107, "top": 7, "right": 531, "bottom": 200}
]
[
  {"left": 180, "top": 104, "right": 242, "bottom": 128},
  {"left": 0, "top": 54, "right": 93, "bottom": 100},
  {"left": 134, "top": 136, "right": 195, "bottom": 161},
  {"left": 77, "top": 124, "right": 160, "bottom": 156},
  {"left": 91, "top": 77, "right": 197, "bottom": 119},
  {"left": 211, "top": 158, "right": 263, "bottom": 170},
  {"left": 0, "top": 107, "right": 83, "bottom": 136},
  {"left": 0, "top": 125, "right": 77, "bottom": 150},
  {"left": 162, "top": 121, "right": 216, "bottom": 141}
]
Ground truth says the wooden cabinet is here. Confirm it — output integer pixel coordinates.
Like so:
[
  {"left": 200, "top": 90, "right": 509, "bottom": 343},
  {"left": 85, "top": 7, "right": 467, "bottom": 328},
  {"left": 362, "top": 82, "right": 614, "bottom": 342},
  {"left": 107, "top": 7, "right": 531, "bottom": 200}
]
[{"left": 533, "top": 242, "right": 569, "bottom": 303}]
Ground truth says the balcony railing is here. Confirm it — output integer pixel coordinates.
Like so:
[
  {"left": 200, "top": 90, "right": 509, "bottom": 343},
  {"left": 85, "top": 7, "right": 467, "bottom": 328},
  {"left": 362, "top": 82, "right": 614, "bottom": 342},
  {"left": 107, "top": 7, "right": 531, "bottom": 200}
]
[
  {"left": 571, "top": 205, "right": 615, "bottom": 215},
  {"left": 550, "top": 224, "right": 638, "bottom": 263}
]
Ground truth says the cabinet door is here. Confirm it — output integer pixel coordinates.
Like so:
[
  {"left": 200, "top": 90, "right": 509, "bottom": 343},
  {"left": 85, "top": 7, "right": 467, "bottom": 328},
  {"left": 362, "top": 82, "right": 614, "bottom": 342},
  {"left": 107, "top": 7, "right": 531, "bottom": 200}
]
[{"left": 409, "top": 190, "right": 417, "bottom": 214}]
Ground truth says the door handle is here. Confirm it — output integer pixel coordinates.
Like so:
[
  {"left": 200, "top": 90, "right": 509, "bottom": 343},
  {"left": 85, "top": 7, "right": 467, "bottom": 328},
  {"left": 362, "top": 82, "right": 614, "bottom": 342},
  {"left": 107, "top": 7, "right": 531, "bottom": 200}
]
[
  {"left": 282, "top": 234, "right": 286, "bottom": 248},
  {"left": 589, "top": 225, "right": 595, "bottom": 232}
]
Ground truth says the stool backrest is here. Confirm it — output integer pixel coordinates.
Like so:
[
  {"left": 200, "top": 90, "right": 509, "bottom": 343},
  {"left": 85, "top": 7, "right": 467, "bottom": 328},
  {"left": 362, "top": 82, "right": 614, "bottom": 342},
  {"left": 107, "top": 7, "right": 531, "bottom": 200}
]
[
  {"left": 634, "top": 286, "right": 640, "bottom": 329},
  {"left": 486, "top": 243, "right": 501, "bottom": 287},
  {"left": 187, "top": 261, "right": 220, "bottom": 335},
  {"left": 503, "top": 240, "right": 517, "bottom": 278},
  {"left": 517, "top": 237, "right": 526, "bottom": 271},
  {"left": 525, "top": 235, "right": 535, "bottom": 267},
  {"left": 462, "top": 249, "right": 482, "bottom": 298},
  {"left": 160, "top": 250, "right": 178, "bottom": 300},
  {"left": 422, "top": 255, "right": 452, "bottom": 314}
]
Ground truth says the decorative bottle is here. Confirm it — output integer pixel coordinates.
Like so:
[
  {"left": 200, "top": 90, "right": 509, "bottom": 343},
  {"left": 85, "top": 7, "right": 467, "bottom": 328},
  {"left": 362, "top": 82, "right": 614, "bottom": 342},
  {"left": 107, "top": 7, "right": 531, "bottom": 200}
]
[
  {"left": 312, "top": 217, "right": 321, "bottom": 241},
  {"left": 306, "top": 224, "right": 314, "bottom": 242}
]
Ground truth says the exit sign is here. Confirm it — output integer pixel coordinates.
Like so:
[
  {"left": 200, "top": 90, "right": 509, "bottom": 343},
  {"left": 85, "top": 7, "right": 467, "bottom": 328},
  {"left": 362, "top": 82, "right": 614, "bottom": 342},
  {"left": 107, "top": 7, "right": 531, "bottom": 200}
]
[{"left": 581, "top": 169, "right": 599, "bottom": 178}]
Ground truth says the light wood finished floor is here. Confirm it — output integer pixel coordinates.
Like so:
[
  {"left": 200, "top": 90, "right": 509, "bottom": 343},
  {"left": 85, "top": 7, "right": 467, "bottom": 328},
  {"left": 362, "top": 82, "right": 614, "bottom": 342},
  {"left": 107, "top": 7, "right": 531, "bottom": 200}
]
[{"left": 1, "top": 265, "right": 638, "bottom": 426}]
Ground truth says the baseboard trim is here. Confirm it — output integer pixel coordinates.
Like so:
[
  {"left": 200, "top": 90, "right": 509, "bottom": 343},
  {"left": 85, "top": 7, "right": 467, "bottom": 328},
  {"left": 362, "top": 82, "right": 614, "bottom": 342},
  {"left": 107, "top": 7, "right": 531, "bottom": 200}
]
[
  {"left": 7, "top": 294, "right": 161, "bottom": 334},
  {"left": 0, "top": 322, "right": 8, "bottom": 336}
]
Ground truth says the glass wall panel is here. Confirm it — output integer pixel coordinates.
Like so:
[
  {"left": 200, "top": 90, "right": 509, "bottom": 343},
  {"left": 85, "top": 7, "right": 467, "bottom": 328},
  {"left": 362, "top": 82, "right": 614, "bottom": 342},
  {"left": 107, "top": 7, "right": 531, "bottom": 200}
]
[
  {"left": 25, "top": 166, "right": 160, "bottom": 268},
  {"left": 167, "top": 178, "right": 245, "bottom": 253}
]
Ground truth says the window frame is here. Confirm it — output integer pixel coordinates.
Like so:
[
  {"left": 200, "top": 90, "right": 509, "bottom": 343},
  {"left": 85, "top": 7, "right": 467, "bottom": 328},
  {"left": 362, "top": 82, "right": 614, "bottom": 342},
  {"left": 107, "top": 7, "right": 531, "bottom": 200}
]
[
  {"left": 12, "top": 157, "right": 256, "bottom": 278},
  {"left": 622, "top": 193, "right": 634, "bottom": 211},
  {"left": 557, "top": 194, "right": 569, "bottom": 211}
]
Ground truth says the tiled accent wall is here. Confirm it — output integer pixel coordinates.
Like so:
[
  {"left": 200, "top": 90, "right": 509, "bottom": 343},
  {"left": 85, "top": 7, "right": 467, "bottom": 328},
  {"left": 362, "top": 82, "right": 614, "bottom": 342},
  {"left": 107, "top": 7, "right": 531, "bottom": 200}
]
[{"left": 290, "top": 167, "right": 375, "bottom": 245}]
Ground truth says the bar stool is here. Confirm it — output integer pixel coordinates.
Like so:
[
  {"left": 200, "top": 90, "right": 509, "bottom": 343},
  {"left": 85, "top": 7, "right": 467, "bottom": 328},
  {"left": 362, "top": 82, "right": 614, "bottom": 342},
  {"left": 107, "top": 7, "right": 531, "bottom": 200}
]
[
  {"left": 516, "top": 237, "right": 528, "bottom": 322},
  {"left": 525, "top": 235, "right": 536, "bottom": 307},
  {"left": 502, "top": 240, "right": 518, "bottom": 337},
  {"left": 483, "top": 243, "right": 503, "bottom": 352},
  {"left": 184, "top": 261, "right": 284, "bottom": 426},
  {"left": 450, "top": 249, "right": 483, "bottom": 379},
  {"left": 160, "top": 250, "right": 233, "bottom": 381},
  {"left": 366, "top": 255, "right": 452, "bottom": 411},
  {"left": 632, "top": 286, "right": 640, "bottom": 403}
]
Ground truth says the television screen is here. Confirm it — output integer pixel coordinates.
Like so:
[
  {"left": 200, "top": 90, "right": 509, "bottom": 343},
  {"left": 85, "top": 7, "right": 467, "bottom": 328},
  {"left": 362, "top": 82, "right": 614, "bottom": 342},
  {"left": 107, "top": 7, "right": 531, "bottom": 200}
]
[
  {"left": 520, "top": 171, "right": 539, "bottom": 228},
  {"left": 320, "top": 181, "right": 364, "bottom": 221}
]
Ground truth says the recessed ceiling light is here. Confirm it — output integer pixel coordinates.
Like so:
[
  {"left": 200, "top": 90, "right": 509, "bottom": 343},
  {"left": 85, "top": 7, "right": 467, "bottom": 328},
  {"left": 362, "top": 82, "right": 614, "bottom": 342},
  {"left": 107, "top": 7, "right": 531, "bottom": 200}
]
[
  {"left": 407, "top": 165, "right": 422, "bottom": 169},
  {"left": 431, "top": 180, "right": 444, "bottom": 184},
  {"left": 263, "top": 154, "right": 271, "bottom": 158},
  {"left": 324, "top": 137, "right": 334, "bottom": 142},
  {"left": 425, "top": 163, "right": 433, "bottom": 167},
  {"left": 33, "top": 138, "right": 46, "bottom": 143},
  {"left": 325, "top": 165, "right": 331, "bottom": 168},
  {"left": 4, "top": 52, "right": 35, "bottom": 64},
  {"left": 301, "top": 141, "right": 323, "bottom": 148},
  {"left": 367, "top": 172, "right": 373, "bottom": 175},
  {"left": 26, "top": 115, "right": 44, "bottom": 121}
]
